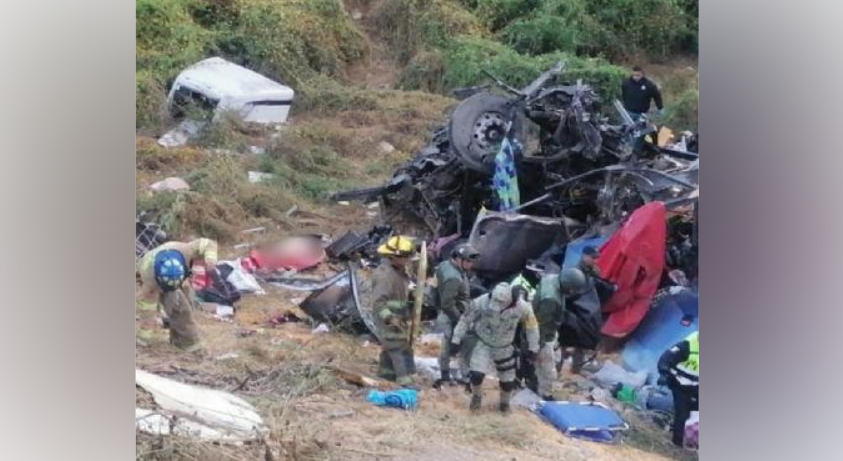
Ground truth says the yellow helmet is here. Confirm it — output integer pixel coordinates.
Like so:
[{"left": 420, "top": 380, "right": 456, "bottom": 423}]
[{"left": 377, "top": 235, "right": 416, "bottom": 256}]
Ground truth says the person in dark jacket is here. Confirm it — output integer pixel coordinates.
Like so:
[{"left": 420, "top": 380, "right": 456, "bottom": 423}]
[
  {"left": 658, "top": 332, "right": 699, "bottom": 447},
  {"left": 621, "top": 66, "right": 664, "bottom": 119}
]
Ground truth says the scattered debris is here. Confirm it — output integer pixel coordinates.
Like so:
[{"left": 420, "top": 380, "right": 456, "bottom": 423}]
[
  {"left": 378, "top": 141, "right": 395, "bottom": 153},
  {"left": 213, "top": 304, "right": 235, "bottom": 321},
  {"left": 248, "top": 145, "right": 266, "bottom": 155},
  {"left": 136, "top": 214, "right": 167, "bottom": 260},
  {"left": 157, "top": 119, "right": 206, "bottom": 148},
  {"left": 511, "top": 388, "right": 543, "bottom": 410},
  {"left": 268, "top": 312, "right": 305, "bottom": 326},
  {"left": 248, "top": 171, "right": 275, "bottom": 183},
  {"left": 351, "top": 10, "right": 363, "bottom": 21},
  {"left": 592, "top": 361, "right": 648, "bottom": 389},
  {"left": 328, "top": 409, "right": 356, "bottom": 419},
  {"left": 367, "top": 389, "right": 418, "bottom": 410},
  {"left": 135, "top": 369, "right": 268, "bottom": 442},
  {"left": 311, "top": 323, "right": 330, "bottom": 334},
  {"left": 215, "top": 352, "right": 240, "bottom": 361},
  {"left": 285, "top": 205, "right": 298, "bottom": 217},
  {"left": 149, "top": 177, "right": 190, "bottom": 192},
  {"left": 329, "top": 366, "right": 386, "bottom": 388}
]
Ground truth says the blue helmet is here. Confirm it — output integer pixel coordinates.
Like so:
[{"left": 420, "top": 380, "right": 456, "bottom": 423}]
[{"left": 154, "top": 250, "right": 188, "bottom": 291}]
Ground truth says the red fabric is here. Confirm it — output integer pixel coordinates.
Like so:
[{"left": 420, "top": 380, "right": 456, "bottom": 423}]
[
  {"left": 190, "top": 262, "right": 210, "bottom": 291},
  {"left": 246, "top": 242, "right": 325, "bottom": 272},
  {"left": 596, "top": 202, "right": 667, "bottom": 338}
]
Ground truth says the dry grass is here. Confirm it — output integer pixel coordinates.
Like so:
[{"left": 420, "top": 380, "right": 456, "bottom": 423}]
[{"left": 137, "top": 283, "right": 696, "bottom": 461}]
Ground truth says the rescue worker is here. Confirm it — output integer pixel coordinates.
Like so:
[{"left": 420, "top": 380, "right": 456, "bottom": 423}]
[
  {"left": 452, "top": 283, "right": 539, "bottom": 414},
  {"left": 372, "top": 236, "right": 418, "bottom": 387},
  {"left": 621, "top": 66, "right": 664, "bottom": 120},
  {"left": 433, "top": 243, "right": 479, "bottom": 386},
  {"left": 136, "top": 238, "right": 220, "bottom": 351},
  {"left": 658, "top": 331, "right": 699, "bottom": 447},
  {"left": 532, "top": 268, "right": 589, "bottom": 400},
  {"left": 566, "top": 245, "right": 602, "bottom": 374}
]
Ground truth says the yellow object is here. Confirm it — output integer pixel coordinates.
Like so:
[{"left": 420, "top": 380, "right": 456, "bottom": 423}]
[
  {"left": 657, "top": 127, "right": 675, "bottom": 147},
  {"left": 377, "top": 235, "right": 416, "bottom": 256}
]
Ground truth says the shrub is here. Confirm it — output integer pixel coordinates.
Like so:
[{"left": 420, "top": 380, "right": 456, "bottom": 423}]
[
  {"left": 582, "top": 0, "right": 690, "bottom": 60},
  {"left": 663, "top": 88, "right": 698, "bottom": 131},
  {"left": 501, "top": 14, "right": 579, "bottom": 55},
  {"left": 374, "top": 0, "right": 484, "bottom": 64},
  {"left": 440, "top": 36, "right": 626, "bottom": 100},
  {"left": 474, "top": 0, "right": 540, "bottom": 31}
]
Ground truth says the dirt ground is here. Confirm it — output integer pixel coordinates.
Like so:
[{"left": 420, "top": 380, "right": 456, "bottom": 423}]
[{"left": 136, "top": 278, "right": 697, "bottom": 461}]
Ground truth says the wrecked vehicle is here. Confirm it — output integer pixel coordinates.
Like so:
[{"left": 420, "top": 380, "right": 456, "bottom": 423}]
[
  {"left": 334, "top": 61, "right": 698, "bottom": 243},
  {"left": 330, "top": 61, "right": 698, "bottom": 346},
  {"left": 158, "top": 57, "right": 295, "bottom": 147}
]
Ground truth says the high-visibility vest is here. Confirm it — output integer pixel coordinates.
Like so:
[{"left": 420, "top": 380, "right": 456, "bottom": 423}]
[{"left": 677, "top": 331, "right": 699, "bottom": 376}]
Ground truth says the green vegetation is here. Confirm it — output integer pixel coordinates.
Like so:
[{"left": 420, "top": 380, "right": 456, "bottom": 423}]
[
  {"left": 136, "top": 0, "right": 698, "bottom": 241},
  {"left": 136, "top": 0, "right": 367, "bottom": 129}
]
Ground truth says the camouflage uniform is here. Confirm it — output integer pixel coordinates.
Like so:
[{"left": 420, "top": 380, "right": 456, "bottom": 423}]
[
  {"left": 454, "top": 284, "right": 539, "bottom": 413},
  {"left": 372, "top": 259, "right": 416, "bottom": 386},
  {"left": 533, "top": 273, "right": 566, "bottom": 399},
  {"left": 434, "top": 259, "right": 471, "bottom": 380},
  {"left": 566, "top": 259, "right": 602, "bottom": 372}
]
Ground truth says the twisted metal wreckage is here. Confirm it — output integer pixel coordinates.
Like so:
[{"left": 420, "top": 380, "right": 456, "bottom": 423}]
[
  {"left": 137, "top": 62, "right": 699, "bottom": 354},
  {"left": 302, "top": 61, "right": 699, "bottom": 351}
]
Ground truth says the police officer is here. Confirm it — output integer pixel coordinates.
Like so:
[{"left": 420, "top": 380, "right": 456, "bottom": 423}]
[
  {"left": 452, "top": 283, "right": 539, "bottom": 414},
  {"left": 621, "top": 66, "right": 664, "bottom": 120},
  {"left": 433, "top": 243, "right": 479, "bottom": 386},
  {"left": 533, "top": 268, "right": 589, "bottom": 400},
  {"left": 658, "top": 331, "right": 699, "bottom": 447},
  {"left": 372, "top": 236, "right": 418, "bottom": 387}
]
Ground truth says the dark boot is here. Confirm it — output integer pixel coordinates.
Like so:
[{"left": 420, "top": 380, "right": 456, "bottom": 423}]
[
  {"left": 470, "top": 388, "right": 483, "bottom": 412},
  {"left": 499, "top": 390, "right": 512, "bottom": 415},
  {"left": 433, "top": 370, "right": 453, "bottom": 389}
]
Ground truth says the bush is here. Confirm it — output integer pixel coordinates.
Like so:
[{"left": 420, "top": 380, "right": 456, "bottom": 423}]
[
  {"left": 474, "top": 0, "right": 540, "bottom": 31},
  {"left": 440, "top": 36, "right": 626, "bottom": 100},
  {"left": 136, "top": 0, "right": 212, "bottom": 80},
  {"left": 136, "top": 70, "right": 168, "bottom": 131},
  {"left": 208, "top": 0, "right": 367, "bottom": 86},
  {"left": 582, "top": 0, "right": 690, "bottom": 60},
  {"left": 663, "top": 88, "right": 698, "bottom": 131},
  {"left": 374, "top": 0, "right": 484, "bottom": 64},
  {"left": 501, "top": 14, "right": 579, "bottom": 55}
]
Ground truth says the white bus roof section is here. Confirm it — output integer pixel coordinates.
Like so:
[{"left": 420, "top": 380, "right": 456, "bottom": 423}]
[{"left": 173, "top": 57, "right": 294, "bottom": 102}]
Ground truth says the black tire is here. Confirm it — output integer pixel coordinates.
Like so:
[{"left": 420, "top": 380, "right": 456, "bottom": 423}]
[{"left": 448, "top": 93, "right": 526, "bottom": 174}]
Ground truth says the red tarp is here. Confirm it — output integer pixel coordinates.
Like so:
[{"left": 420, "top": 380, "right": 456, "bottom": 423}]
[{"left": 596, "top": 202, "right": 667, "bottom": 338}]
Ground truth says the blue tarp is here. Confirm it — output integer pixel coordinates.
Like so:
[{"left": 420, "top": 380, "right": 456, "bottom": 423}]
[
  {"left": 561, "top": 237, "right": 607, "bottom": 270},
  {"left": 539, "top": 401, "right": 628, "bottom": 443},
  {"left": 621, "top": 288, "right": 699, "bottom": 381}
]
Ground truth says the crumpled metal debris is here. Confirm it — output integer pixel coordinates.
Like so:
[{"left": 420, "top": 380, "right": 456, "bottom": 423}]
[{"left": 333, "top": 62, "right": 698, "bottom": 245}]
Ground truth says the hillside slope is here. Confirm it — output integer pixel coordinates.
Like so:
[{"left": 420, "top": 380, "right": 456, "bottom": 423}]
[{"left": 136, "top": 2, "right": 698, "bottom": 460}]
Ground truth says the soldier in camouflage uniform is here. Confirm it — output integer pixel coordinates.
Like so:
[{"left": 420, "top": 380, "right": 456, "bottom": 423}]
[
  {"left": 533, "top": 268, "right": 588, "bottom": 400},
  {"left": 433, "top": 243, "right": 479, "bottom": 386},
  {"left": 453, "top": 283, "right": 539, "bottom": 414},
  {"left": 567, "top": 245, "right": 602, "bottom": 373},
  {"left": 372, "top": 236, "right": 418, "bottom": 386}
]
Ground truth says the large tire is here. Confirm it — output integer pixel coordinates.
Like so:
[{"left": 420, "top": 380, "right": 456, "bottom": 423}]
[{"left": 448, "top": 93, "right": 526, "bottom": 174}]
